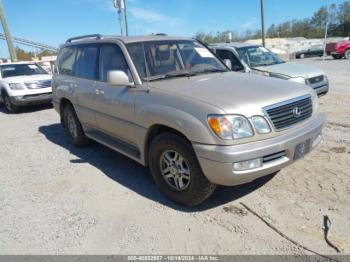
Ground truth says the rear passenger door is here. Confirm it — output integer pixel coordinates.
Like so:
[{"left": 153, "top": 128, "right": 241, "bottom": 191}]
[
  {"left": 93, "top": 43, "right": 136, "bottom": 146},
  {"left": 72, "top": 44, "right": 99, "bottom": 129}
]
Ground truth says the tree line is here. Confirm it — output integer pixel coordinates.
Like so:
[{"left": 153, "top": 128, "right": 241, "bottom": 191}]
[
  {"left": 14, "top": 47, "right": 57, "bottom": 61},
  {"left": 196, "top": 1, "right": 350, "bottom": 43}
]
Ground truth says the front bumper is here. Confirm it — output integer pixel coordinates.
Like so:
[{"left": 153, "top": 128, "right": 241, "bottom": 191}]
[
  {"left": 10, "top": 92, "right": 52, "bottom": 106},
  {"left": 193, "top": 113, "right": 325, "bottom": 186}
]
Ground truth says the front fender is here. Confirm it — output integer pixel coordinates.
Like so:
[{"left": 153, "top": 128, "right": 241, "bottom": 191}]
[{"left": 136, "top": 104, "right": 217, "bottom": 144}]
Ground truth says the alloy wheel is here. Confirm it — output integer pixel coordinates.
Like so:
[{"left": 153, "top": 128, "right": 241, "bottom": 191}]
[{"left": 159, "top": 150, "right": 191, "bottom": 191}]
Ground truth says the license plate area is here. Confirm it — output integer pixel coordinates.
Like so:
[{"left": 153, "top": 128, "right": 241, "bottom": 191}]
[{"left": 294, "top": 139, "right": 311, "bottom": 160}]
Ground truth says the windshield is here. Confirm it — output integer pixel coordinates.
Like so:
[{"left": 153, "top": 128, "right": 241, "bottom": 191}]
[
  {"left": 0, "top": 64, "right": 48, "bottom": 78},
  {"left": 236, "top": 46, "right": 285, "bottom": 68},
  {"left": 127, "top": 40, "right": 228, "bottom": 81}
]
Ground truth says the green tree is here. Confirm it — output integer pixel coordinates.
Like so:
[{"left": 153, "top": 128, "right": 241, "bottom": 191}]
[{"left": 15, "top": 47, "right": 33, "bottom": 61}]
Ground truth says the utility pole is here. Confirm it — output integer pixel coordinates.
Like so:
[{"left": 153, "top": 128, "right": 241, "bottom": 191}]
[
  {"left": 0, "top": 0, "right": 17, "bottom": 61},
  {"left": 123, "top": 0, "right": 128, "bottom": 36},
  {"left": 113, "top": 0, "right": 124, "bottom": 36},
  {"left": 260, "top": 0, "right": 265, "bottom": 47}
]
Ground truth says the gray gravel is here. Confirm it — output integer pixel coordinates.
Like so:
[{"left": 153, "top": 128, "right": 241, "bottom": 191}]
[{"left": 0, "top": 57, "right": 349, "bottom": 255}]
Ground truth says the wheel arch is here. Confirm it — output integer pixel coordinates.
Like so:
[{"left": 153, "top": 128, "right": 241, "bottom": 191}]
[
  {"left": 144, "top": 124, "right": 191, "bottom": 166},
  {"left": 59, "top": 97, "right": 74, "bottom": 126}
]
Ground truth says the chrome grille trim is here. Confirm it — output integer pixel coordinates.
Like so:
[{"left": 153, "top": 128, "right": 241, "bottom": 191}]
[
  {"left": 25, "top": 80, "right": 52, "bottom": 89},
  {"left": 263, "top": 94, "right": 313, "bottom": 131}
]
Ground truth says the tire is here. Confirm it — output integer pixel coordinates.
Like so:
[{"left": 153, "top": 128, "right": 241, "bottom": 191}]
[
  {"left": 300, "top": 54, "right": 305, "bottom": 59},
  {"left": 149, "top": 133, "right": 217, "bottom": 206},
  {"left": 332, "top": 54, "right": 342, "bottom": 59},
  {"left": 345, "top": 49, "right": 350, "bottom": 59},
  {"left": 2, "top": 92, "right": 19, "bottom": 113},
  {"left": 63, "top": 104, "right": 90, "bottom": 147}
]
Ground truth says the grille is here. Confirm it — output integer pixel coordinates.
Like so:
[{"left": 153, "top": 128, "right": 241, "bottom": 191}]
[
  {"left": 263, "top": 151, "right": 286, "bottom": 163},
  {"left": 25, "top": 80, "right": 52, "bottom": 89},
  {"left": 264, "top": 95, "right": 313, "bottom": 130},
  {"left": 307, "top": 75, "right": 324, "bottom": 84}
]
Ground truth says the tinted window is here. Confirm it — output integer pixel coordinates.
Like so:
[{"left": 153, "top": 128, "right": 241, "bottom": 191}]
[
  {"left": 99, "top": 44, "right": 131, "bottom": 82},
  {"left": 75, "top": 45, "right": 98, "bottom": 80},
  {"left": 215, "top": 49, "right": 244, "bottom": 71},
  {"left": 127, "top": 40, "right": 227, "bottom": 82},
  {"left": 0, "top": 64, "right": 47, "bottom": 78},
  {"left": 58, "top": 47, "right": 76, "bottom": 76},
  {"left": 237, "top": 46, "right": 285, "bottom": 67}
]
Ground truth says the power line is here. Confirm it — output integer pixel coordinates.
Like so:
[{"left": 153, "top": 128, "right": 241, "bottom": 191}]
[{"left": 0, "top": 33, "right": 58, "bottom": 52}]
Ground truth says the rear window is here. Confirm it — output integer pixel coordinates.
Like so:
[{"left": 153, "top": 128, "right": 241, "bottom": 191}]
[
  {"left": 0, "top": 64, "right": 47, "bottom": 78},
  {"left": 57, "top": 47, "right": 76, "bottom": 76}
]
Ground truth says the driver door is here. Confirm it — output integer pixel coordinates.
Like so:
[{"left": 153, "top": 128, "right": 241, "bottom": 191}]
[{"left": 93, "top": 43, "right": 136, "bottom": 146}]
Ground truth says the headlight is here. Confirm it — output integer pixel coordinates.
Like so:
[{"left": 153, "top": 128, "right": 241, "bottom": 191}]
[
  {"left": 9, "top": 83, "right": 24, "bottom": 90},
  {"left": 208, "top": 115, "right": 254, "bottom": 140},
  {"left": 251, "top": 116, "right": 271, "bottom": 134},
  {"left": 289, "top": 77, "right": 306, "bottom": 84}
]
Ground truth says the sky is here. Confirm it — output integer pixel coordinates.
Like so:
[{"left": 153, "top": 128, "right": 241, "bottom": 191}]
[{"left": 0, "top": 0, "right": 346, "bottom": 58}]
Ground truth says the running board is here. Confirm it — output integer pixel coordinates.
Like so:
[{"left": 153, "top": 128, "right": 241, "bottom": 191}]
[{"left": 85, "top": 129, "right": 141, "bottom": 160}]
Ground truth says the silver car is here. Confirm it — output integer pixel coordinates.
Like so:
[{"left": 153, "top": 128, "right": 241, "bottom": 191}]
[
  {"left": 210, "top": 43, "right": 329, "bottom": 97},
  {"left": 53, "top": 35, "right": 325, "bottom": 206}
]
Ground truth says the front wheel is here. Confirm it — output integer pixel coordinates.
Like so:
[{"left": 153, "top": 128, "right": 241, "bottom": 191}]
[
  {"left": 63, "top": 104, "right": 90, "bottom": 147},
  {"left": 149, "top": 133, "right": 217, "bottom": 206},
  {"left": 345, "top": 49, "right": 350, "bottom": 59},
  {"left": 300, "top": 54, "right": 305, "bottom": 59},
  {"left": 2, "top": 93, "right": 19, "bottom": 113}
]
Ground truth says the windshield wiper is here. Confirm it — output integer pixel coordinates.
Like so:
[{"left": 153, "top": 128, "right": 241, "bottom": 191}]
[
  {"left": 192, "top": 68, "right": 227, "bottom": 75},
  {"left": 146, "top": 71, "right": 196, "bottom": 82}
]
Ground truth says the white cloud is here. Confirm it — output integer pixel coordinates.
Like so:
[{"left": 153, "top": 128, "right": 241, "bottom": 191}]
[
  {"left": 242, "top": 17, "right": 257, "bottom": 30},
  {"left": 129, "top": 7, "right": 171, "bottom": 22}
]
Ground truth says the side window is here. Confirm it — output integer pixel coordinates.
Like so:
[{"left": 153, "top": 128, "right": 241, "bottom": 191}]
[
  {"left": 99, "top": 44, "right": 132, "bottom": 82},
  {"left": 75, "top": 46, "right": 98, "bottom": 80},
  {"left": 58, "top": 47, "right": 76, "bottom": 76},
  {"left": 216, "top": 49, "right": 244, "bottom": 71}
]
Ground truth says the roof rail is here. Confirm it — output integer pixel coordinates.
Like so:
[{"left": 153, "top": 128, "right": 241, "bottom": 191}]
[
  {"left": 66, "top": 34, "right": 102, "bottom": 43},
  {"left": 152, "top": 33, "right": 167, "bottom": 36}
]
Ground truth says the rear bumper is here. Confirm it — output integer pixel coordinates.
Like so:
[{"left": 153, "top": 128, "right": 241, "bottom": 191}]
[
  {"left": 10, "top": 92, "right": 52, "bottom": 106},
  {"left": 193, "top": 113, "right": 325, "bottom": 186},
  {"left": 327, "top": 51, "right": 342, "bottom": 56}
]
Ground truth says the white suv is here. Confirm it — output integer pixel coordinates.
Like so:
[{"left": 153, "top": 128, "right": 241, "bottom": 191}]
[{"left": 0, "top": 62, "right": 53, "bottom": 113}]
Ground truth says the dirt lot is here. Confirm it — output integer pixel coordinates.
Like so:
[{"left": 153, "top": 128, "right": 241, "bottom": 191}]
[{"left": 0, "top": 57, "right": 349, "bottom": 255}]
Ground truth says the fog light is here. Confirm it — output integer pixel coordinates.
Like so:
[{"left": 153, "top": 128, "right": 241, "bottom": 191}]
[{"left": 233, "top": 158, "right": 262, "bottom": 171}]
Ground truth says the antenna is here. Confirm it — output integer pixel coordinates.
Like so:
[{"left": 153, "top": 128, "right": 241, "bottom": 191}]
[{"left": 113, "top": 0, "right": 124, "bottom": 36}]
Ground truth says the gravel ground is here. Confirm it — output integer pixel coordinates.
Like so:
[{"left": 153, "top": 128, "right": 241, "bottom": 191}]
[{"left": 0, "top": 57, "right": 349, "bottom": 255}]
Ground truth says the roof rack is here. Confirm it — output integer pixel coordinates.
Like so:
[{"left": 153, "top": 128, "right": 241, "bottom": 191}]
[
  {"left": 152, "top": 33, "right": 167, "bottom": 36},
  {"left": 66, "top": 34, "right": 102, "bottom": 43}
]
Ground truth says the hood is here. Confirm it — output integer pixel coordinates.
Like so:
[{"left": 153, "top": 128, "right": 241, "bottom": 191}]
[
  {"left": 2, "top": 74, "right": 52, "bottom": 83},
  {"left": 150, "top": 72, "right": 312, "bottom": 115},
  {"left": 255, "top": 62, "right": 324, "bottom": 79}
]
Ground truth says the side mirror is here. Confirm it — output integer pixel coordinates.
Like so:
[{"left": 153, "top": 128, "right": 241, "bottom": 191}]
[
  {"left": 223, "top": 59, "right": 232, "bottom": 70},
  {"left": 108, "top": 70, "right": 134, "bottom": 87}
]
